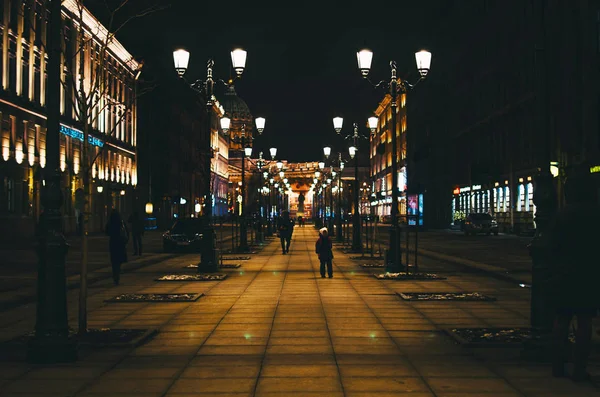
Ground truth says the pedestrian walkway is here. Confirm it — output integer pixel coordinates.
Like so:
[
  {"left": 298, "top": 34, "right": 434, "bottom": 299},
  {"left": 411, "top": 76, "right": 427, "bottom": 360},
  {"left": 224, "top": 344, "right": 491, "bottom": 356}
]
[{"left": 0, "top": 227, "right": 598, "bottom": 396}]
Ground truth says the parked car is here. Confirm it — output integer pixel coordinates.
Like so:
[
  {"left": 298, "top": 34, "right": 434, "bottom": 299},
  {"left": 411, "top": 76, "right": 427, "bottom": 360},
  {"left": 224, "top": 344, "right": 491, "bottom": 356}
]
[
  {"left": 463, "top": 213, "right": 499, "bottom": 236},
  {"left": 163, "top": 218, "right": 204, "bottom": 252}
]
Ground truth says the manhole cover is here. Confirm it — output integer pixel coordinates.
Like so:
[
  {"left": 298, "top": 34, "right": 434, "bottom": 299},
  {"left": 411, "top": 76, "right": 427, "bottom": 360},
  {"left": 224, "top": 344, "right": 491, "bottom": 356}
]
[
  {"left": 398, "top": 292, "right": 496, "bottom": 301},
  {"left": 105, "top": 293, "right": 202, "bottom": 302},
  {"left": 375, "top": 272, "right": 447, "bottom": 280},
  {"left": 222, "top": 256, "right": 251, "bottom": 261},
  {"left": 155, "top": 274, "right": 227, "bottom": 281},
  {"left": 448, "top": 327, "right": 539, "bottom": 346}
]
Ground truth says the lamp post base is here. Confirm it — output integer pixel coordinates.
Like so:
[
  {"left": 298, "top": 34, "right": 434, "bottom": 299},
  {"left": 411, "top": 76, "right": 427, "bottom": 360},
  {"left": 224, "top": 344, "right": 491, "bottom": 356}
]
[
  {"left": 385, "top": 225, "right": 403, "bottom": 273},
  {"left": 199, "top": 228, "right": 218, "bottom": 273}
]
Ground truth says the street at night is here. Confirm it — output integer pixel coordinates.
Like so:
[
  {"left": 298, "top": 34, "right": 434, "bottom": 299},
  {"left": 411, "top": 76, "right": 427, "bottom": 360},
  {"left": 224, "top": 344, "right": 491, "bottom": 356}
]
[
  {"left": 1, "top": 0, "right": 600, "bottom": 395},
  {"left": 1, "top": 228, "right": 598, "bottom": 396}
]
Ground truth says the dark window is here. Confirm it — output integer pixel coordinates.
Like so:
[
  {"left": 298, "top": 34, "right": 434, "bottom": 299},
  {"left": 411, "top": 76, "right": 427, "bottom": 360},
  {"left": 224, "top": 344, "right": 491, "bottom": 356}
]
[
  {"left": 0, "top": 177, "right": 15, "bottom": 213},
  {"left": 9, "top": 0, "right": 19, "bottom": 31}
]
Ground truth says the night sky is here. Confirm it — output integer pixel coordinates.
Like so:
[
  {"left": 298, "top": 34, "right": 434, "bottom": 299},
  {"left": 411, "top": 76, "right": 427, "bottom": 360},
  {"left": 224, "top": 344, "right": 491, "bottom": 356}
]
[{"left": 104, "top": 0, "right": 446, "bottom": 162}]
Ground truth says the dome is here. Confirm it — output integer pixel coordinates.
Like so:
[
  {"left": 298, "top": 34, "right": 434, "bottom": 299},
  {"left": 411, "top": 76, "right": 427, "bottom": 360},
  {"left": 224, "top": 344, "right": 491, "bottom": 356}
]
[{"left": 220, "top": 85, "right": 252, "bottom": 119}]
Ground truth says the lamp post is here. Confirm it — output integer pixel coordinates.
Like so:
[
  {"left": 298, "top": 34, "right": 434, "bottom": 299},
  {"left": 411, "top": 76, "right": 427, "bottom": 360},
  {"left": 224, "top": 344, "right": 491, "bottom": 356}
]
[
  {"left": 324, "top": 149, "right": 345, "bottom": 242},
  {"left": 28, "top": 0, "right": 76, "bottom": 363},
  {"left": 334, "top": 119, "right": 366, "bottom": 253},
  {"left": 173, "top": 47, "right": 247, "bottom": 271},
  {"left": 221, "top": 116, "right": 266, "bottom": 252},
  {"left": 356, "top": 48, "right": 431, "bottom": 272},
  {"left": 337, "top": 157, "right": 344, "bottom": 242}
]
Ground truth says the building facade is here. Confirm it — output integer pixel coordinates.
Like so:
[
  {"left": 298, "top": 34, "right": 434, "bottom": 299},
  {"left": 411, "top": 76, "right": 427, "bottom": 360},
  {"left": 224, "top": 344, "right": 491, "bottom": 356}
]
[
  {"left": 0, "top": 0, "right": 139, "bottom": 240},
  {"left": 369, "top": 92, "right": 410, "bottom": 222},
  {"left": 410, "top": 0, "right": 600, "bottom": 233},
  {"left": 137, "top": 67, "right": 228, "bottom": 229}
]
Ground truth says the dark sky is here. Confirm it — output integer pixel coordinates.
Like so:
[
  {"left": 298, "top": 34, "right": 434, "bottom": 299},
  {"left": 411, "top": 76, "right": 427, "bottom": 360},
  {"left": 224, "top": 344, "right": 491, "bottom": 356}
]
[{"left": 106, "top": 0, "right": 445, "bottom": 162}]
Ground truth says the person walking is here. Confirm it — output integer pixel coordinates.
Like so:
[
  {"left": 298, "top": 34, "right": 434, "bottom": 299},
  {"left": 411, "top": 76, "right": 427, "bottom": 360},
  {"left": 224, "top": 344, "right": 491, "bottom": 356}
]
[
  {"left": 106, "top": 209, "right": 128, "bottom": 285},
  {"left": 128, "top": 211, "right": 144, "bottom": 256},
  {"left": 316, "top": 227, "right": 333, "bottom": 278},
  {"left": 277, "top": 210, "right": 293, "bottom": 254},
  {"left": 547, "top": 166, "right": 600, "bottom": 381}
]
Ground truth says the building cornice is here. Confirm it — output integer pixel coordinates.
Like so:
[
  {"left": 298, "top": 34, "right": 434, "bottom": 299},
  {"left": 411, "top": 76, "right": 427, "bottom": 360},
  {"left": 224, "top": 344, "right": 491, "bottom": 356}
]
[{"left": 62, "top": 0, "right": 139, "bottom": 73}]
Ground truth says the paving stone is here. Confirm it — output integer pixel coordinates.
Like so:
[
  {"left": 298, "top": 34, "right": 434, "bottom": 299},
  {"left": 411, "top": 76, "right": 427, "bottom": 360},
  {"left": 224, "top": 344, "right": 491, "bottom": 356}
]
[
  {"left": 255, "top": 377, "right": 343, "bottom": 393},
  {"left": 260, "top": 364, "right": 338, "bottom": 378},
  {"left": 341, "top": 377, "right": 429, "bottom": 393},
  {"left": 180, "top": 365, "right": 260, "bottom": 378},
  {"left": 168, "top": 378, "right": 256, "bottom": 394},
  {"left": 426, "top": 377, "right": 518, "bottom": 394}
]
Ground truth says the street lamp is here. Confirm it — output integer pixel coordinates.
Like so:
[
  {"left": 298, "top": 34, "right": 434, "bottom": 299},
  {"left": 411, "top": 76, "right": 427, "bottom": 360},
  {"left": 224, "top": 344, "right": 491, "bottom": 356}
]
[
  {"left": 334, "top": 118, "right": 368, "bottom": 253},
  {"left": 368, "top": 116, "right": 378, "bottom": 133},
  {"left": 356, "top": 47, "right": 432, "bottom": 272},
  {"left": 323, "top": 146, "right": 331, "bottom": 159},
  {"left": 270, "top": 147, "right": 277, "bottom": 158},
  {"left": 236, "top": 117, "right": 267, "bottom": 252},
  {"left": 173, "top": 47, "right": 247, "bottom": 270},
  {"left": 337, "top": 159, "right": 345, "bottom": 242},
  {"left": 29, "top": 0, "right": 76, "bottom": 363}
]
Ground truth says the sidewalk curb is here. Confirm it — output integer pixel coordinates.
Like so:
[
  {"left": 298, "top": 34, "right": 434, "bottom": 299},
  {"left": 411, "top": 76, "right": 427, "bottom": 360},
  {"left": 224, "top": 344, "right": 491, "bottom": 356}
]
[
  {"left": 413, "top": 248, "right": 530, "bottom": 286},
  {"left": 0, "top": 236, "right": 235, "bottom": 313}
]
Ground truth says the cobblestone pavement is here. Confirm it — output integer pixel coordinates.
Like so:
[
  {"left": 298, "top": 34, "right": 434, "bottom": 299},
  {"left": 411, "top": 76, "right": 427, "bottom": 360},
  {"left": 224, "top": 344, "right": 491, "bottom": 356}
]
[{"left": 0, "top": 226, "right": 598, "bottom": 396}]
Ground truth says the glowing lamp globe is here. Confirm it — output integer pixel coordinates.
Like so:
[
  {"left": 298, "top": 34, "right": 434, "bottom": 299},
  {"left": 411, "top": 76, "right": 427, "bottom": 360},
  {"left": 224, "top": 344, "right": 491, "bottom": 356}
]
[
  {"left": 145, "top": 202, "right": 153, "bottom": 214},
  {"left": 231, "top": 48, "right": 247, "bottom": 76},
  {"left": 349, "top": 146, "right": 357, "bottom": 159},
  {"left": 255, "top": 117, "right": 266, "bottom": 133},
  {"left": 173, "top": 49, "right": 190, "bottom": 77},
  {"left": 333, "top": 117, "right": 343, "bottom": 133},
  {"left": 368, "top": 116, "right": 378, "bottom": 132},
  {"left": 220, "top": 117, "right": 231, "bottom": 133},
  {"left": 415, "top": 50, "right": 432, "bottom": 78},
  {"left": 356, "top": 49, "right": 373, "bottom": 77}
]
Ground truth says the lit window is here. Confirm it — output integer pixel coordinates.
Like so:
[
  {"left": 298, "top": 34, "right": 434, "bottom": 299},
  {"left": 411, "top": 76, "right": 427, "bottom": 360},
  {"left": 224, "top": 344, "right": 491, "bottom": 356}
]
[
  {"left": 526, "top": 182, "right": 533, "bottom": 212},
  {"left": 504, "top": 186, "right": 510, "bottom": 212},
  {"left": 497, "top": 188, "right": 503, "bottom": 212},
  {"left": 517, "top": 184, "right": 524, "bottom": 211}
]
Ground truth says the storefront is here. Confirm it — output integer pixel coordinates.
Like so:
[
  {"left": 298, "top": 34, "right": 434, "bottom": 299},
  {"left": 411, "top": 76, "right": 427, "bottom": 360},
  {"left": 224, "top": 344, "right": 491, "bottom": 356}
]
[{"left": 451, "top": 177, "right": 535, "bottom": 234}]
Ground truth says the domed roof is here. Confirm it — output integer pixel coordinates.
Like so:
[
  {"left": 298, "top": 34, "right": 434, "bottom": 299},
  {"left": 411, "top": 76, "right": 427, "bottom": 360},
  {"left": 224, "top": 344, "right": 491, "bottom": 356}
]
[{"left": 220, "top": 85, "right": 252, "bottom": 119}]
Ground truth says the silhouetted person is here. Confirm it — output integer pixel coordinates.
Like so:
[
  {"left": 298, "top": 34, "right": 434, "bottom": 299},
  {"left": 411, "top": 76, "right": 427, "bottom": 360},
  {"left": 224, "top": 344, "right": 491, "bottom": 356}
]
[
  {"left": 106, "top": 209, "right": 128, "bottom": 285},
  {"left": 316, "top": 227, "right": 333, "bottom": 278},
  {"left": 547, "top": 168, "right": 600, "bottom": 381},
  {"left": 277, "top": 210, "right": 293, "bottom": 254},
  {"left": 128, "top": 211, "right": 144, "bottom": 256}
]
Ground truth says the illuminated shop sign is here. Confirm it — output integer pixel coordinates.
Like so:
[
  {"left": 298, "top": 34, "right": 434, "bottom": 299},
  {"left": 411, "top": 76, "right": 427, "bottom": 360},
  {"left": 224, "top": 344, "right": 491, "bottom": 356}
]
[
  {"left": 60, "top": 125, "right": 104, "bottom": 148},
  {"left": 454, "top": 185, "right": 482, "bottom": 194},
  {"left": 590, "top": 165, "right": 600, "bottom": 174}
]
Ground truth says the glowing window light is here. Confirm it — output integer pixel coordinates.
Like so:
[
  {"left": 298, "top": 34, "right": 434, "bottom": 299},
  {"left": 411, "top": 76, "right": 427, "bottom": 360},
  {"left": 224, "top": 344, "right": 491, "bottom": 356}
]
[
  {"left": 60, "top": 147, "right": 66, "bottom": 172},
  {"left": 2, "top": 135, "right": 10, "bottom": 161},
  {"left": 28, "top": 141, "right": 35, "bottom": 166},
  {"left": 15, "top": 141, "right": 24, "bottom": 164},
  {"left": 73, "top": 152, "right": 80, "bottom": 174}
]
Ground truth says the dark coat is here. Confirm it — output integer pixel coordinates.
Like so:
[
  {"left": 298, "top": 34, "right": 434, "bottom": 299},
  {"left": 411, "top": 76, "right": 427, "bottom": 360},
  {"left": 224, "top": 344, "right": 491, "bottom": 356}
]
[
  {"left": 106, "top": 218, "right": 128, "bottom": 266},
  {"left": 128, "top": 214, "right": 145, "bottom": 236},
  {"left": 315, "top": 235, "right": 333, "bottom": 261},
  {"left": 277, "top": 217, "right": 294, "bottom": 239},
  {"left": 545, "top": 203, "right": 600, "bottom": 309}
]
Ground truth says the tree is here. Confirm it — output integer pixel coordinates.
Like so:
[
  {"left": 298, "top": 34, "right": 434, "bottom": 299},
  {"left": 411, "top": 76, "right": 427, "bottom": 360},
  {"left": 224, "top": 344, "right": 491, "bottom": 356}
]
[{"left": 57, "top": 0, "right": 166, "bottom": 334}]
